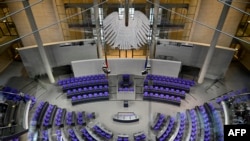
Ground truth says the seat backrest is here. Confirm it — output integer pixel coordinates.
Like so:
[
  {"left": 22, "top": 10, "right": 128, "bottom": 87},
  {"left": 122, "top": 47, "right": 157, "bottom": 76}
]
[{"left": 122, "top": 74, "right": 130, "bottom": 82}]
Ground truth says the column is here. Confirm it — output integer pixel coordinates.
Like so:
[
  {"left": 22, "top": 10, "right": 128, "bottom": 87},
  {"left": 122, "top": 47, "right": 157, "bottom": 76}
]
[
  {"left": 150, "top": 0, "right": 159, "bottom": 59},
  {"left": 198, "top": 0, "right": 232, "bottom": 84},
  {"left": 22, "top": 0, "right": 55, "bottom": 83},
  {"left": 125, "top": 0, "right": 129, "bottom": 27},
  {"left": 94, "top": 0, "right": 103, "bottom": 58}
]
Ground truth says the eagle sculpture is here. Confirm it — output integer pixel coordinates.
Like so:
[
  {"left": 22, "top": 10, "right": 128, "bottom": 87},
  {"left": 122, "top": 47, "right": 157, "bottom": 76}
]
[{"left": 103, "top": 11, "right": 150, "bottom": 50}]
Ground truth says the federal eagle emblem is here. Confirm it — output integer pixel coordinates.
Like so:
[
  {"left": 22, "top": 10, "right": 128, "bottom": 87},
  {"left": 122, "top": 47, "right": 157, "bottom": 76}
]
[{"left": 103, "top": 11, "right": 150, "bottom": 50}]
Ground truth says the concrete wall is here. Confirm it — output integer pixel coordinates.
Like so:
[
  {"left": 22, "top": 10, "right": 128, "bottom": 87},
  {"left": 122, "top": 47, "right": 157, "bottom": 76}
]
[
  {"left": 156, "top": 39, "right": 235, "bottom": 79},
  {"left": 17, "top": 39, "right": 97, "bottom": 77},
  {"left": 7, "top": 0, "right": 63, "bottom": 46},
  {"left": 72, "top": 58, "right": 181, "bottom": 77},
  {"left": 191, "top": 0, "right": 247, "bottom": 47},
  {"left": 17, "top": 38, "right": 235, "bottom": 79}
]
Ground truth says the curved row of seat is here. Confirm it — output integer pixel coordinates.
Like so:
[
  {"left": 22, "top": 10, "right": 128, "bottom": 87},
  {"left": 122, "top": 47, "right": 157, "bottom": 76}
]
[
  {"left": 188, "top": 109, "right": 198, "bottom": 141},
  {"left": 30, "top": 101, "right": 98, "bottom": 140},
  {"left": 30, "top": 98, "right": 228, "bottom": 141},
  {"left": 68, "top": 128, "right": 79, "bottom": 141},
  {"left": 43, "top": 104, "right": 57, "bottom": 128},
  {"left": 77, "top": 111, "right": 86, "bottom": 126},
  {"left": 154, "top": 100, "right": 226, "bottom": 141},
  {"left": 156, "top": 116, "right": 175, "bottom": 141},
  {"left": 71, "top": 92, "right": 109, "bottom": 105},
  {"left": 1, "top": 86, "right": 36, "bottom": 110},
  {"left": 66, "top": 85, "right": 108, "bottom": 98},
  {"left": 234, "top": 95, "right": 250, "bottom": 104},
  {"left": 93, "top": 123, "right": 113, "bottom": 140},
  {"left": 151, "top": 113, "right": 166, "bottom": 131},
  {"left": 32, "top": 102, "right": 44, "bottom": 121},
  {"left": 146, "top": 74, "right": 195, "bottom": 86},
  {"left": 32, "top": 101, "right": 49, "bottom": 128},
  {"left": 30, "top": 81, "right": 231, "bottom": 141},
  {"left": 57, "top": 74, "right": 110, "bottom": 106},
  {"left": 117, "top": 134, "right": 129, "bottom": 141},
  {"left": 198, "top": 105, "right": 212, "bottom": 141},
  {"left": 54, "top": 108, "right": 66, "bottom": 127},
  {"left": 204, "top": 103, "right": 219, "bottom": 140},
  {"left": 143, "top": 74, "right": 195, "bottom": 106},
  {"left": 80, "top": 127, "right": 101, "bottom": 141},
  {"left": 149, "top": 80, "right": 191, "bottom": 92},
  {"left": 143, "top": 92, "right": 181, "bottom": 106},
  {"left": 57, "top": 74, "right": 106, "bottom": 86},
  {"left": 207, "top": 103, "right": 224, "bottom": 141},
  {"left": 41, "top": 130, "right": 49, "bottom": 141},
  {"left": 87, "top": 112, "right": 96, "bottom": 120},
  {"left": 61, "top": 79, "right": 109, "bottom": 91},
  {"left": 216, "top": 88, "right": 249, "bottom": 104},
  {"left": 56, "top": 130, "right": 62, "bottom": 141},
  {"left": 144, "top": 85, "right": 186, "bottom": 99},
  {"left": 133, "top": 131, "right": 146, "bottom": 141},
  {"left": 66, "top": 111, "right": 76, "bottom": 126},
  {"left": 173, "top": 113, "right": 186, "bottom": 141}
]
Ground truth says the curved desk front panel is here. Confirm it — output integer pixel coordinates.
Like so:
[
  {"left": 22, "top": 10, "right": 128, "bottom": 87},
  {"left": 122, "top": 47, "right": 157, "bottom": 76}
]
[
  {"left": 72, "top": 58, "right": 181, "bottom": 77},
  {"left": 113, "top": 112, "right": 139, "bottom": 123}
]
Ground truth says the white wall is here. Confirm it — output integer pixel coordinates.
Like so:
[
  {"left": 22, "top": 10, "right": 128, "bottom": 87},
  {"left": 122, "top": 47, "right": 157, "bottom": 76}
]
[
  {"left": 156, "top": 39, "right": 235, "bottom": 79},
  {"left": 17, "top": 39, "right": 98, "bottom": 77},
  {"left": 17, "top": 38, "right": 234, "bottom": 80},
  {"left": 72, "top": 59, "right": 181, "bottom": 77}
]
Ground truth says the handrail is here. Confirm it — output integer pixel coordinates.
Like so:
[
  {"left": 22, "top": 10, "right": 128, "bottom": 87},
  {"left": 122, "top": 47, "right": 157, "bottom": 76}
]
[
  {"left": 204, "top": 103, "right": 217, "bottom": 141},
  {"left": 169, "top": 112, "right": 181, "bottom": 141},
  {"left": 156, "top": 116, "right": 170, "bottom": 139},
  {"left": 85, "top": 126, "right": 101, "bottom": 141},
  {"left": 23, "top": 100, "right": 31, "bottom": 129},
  {"left": 221, "top": 101, "right": 230, "bottom": 125},
  {"left": 195, "top": 107, "right": 205, "bottom": 141},
  {"left": 73, "top": 127, "right": 83, "bottom": 141},
  {"left": 220, "top": 92, "right": 250, "bottom": 125},
  {"left": 60, "top": 128, "right": 67, "bottom": 141},
  {"left": 48, "top": 129, "right": 53, "bottom": 141},
  {"left": 184, "top": 110, "right": 192, "bottom": 141},
  {"left": 231, "top": 92, "right": 250, "bottom": 99}
]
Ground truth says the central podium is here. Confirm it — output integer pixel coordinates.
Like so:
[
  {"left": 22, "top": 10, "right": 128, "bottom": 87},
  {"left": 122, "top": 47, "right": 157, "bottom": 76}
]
[{"left": 117, "top": 74, "right": 136, "bottom": 100}]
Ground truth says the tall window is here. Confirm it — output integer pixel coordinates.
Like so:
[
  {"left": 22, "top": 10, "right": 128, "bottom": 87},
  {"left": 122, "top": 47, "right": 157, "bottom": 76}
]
[{"left": 0, "top": 6, "right": 18, "bottom": 37}]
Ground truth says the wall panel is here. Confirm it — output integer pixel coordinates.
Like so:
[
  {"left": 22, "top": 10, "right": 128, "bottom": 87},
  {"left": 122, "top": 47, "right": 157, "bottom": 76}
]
[
  {"left": 156, "top": 40, "right": 235, "bottom": 79},
  {"left": 72, "top": 58, "right": 181, "bottom": 77},
  {"left": 18, "top": 40, "right": 97, "bottom": 77}
]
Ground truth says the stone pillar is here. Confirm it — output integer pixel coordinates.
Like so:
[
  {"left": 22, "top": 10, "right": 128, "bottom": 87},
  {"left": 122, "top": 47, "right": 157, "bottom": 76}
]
[
  {"left": 198, "top": 0, "right": 232, "bottom": 84},
  {"left": 94, "top": 0, "right": 103, "bottom": 58},
  {"left": 150, "top": 0, "right": 159, "bottom": 59},
  {"left": 22, "top": 0, "right": 55, "bottom": 83}
]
